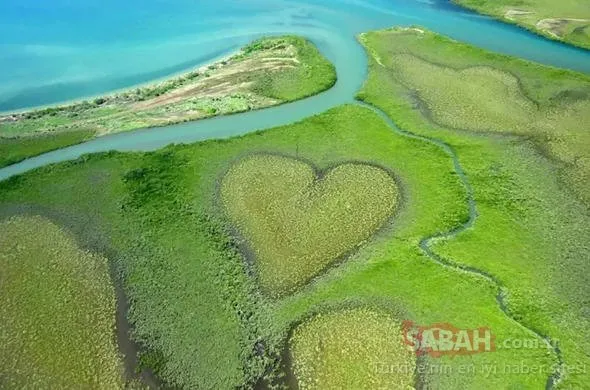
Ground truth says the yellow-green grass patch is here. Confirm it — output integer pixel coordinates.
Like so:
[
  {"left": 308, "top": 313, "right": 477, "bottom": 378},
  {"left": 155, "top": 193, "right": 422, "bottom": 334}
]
[
  {"left": 391, "top": 54, "right": 537, "bottom": 133},
  {"left": 358, "top": 27, "right": 590, "bottom": 387},
  {"left": 359, "top": 27, "right": 590, "bottom": 205},
  {"left": 0, "top": 104, "right": 559, "bottom": 388},
  {"left": 289, "top": 307, "right": 415, "bottom": 389},
  {"left": 220, "top": 154, "right": 399, "bottom": 296},
  {"left": 0, "top": 215, "right": 124, "bottom": 388}
]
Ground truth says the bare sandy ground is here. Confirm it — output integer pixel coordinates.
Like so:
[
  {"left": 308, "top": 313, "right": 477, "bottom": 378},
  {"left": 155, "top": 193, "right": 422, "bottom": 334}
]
[
  {"left": 504, "top": 9, "right": 532, "bottom": 21},
  {"left": 133, "top": 56, "right": 296, "bottom": 110},
  {"left": 536, "top": 18, "right": 589, "bottom": 37}
]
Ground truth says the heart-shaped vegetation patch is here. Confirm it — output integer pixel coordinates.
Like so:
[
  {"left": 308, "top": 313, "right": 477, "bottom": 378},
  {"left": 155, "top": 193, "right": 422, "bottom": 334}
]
[
  {"left": 289, "top": 308, "right": 415, "bottom": 389},
  {"left": 220, "top": 154, "right": 399, "bottom": 296}
]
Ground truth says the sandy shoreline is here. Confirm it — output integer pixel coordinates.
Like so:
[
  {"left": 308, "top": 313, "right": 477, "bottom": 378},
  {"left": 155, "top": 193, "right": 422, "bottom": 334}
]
[{"left": 0, "top": 48, "right": 241, "bottom": 117}]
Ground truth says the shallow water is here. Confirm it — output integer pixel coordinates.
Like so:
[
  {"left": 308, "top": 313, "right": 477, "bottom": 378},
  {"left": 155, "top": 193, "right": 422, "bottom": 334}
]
[
  {"left": 0, "top": 0, "right": 589, "bottom": 180},
  {"left": 2, "top": 0, "right": 589, "bottom": 112}
]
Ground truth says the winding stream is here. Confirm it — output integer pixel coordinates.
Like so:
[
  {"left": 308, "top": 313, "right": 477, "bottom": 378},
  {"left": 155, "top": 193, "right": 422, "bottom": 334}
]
[
  {"left": 0, "top": 0, "right": 587, "bottom": 387},
  {"left": 1, "top": 0, "right": 590, "bottom": 181},
  {"left": 358, "top": 101, "right": 563, "bottom": 389}
]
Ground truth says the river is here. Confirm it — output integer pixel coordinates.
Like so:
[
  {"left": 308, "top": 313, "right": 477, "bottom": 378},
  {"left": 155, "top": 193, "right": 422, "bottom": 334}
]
[{"left": 0, "top": 0, "right": 589, "bottom": 180}]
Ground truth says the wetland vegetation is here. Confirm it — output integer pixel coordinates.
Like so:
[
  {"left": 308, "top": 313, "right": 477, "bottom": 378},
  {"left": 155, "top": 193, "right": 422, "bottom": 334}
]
[
  {"left": 0, "top": 129, "right": 94, "bottom": 168},
  {"left": 289, "top": 308, "right": 415, "bottom": 389},
  {"left": 0, "top": 102, "right": 554, "bottom": 389},
  {"left": 0, "top": 216, "right": 125, "bottom": 388},
  {"left": 0, "top": 25, "right": 589, "bottom": 390},
  {"left": 359, "top": 26, "right": 590, "bottom": 388},
  {"left": 220, "top": 154, "right": 399, "bottom": 296},
  {"left": 453, "top": 0, "right": 590, "bottom": 49}
]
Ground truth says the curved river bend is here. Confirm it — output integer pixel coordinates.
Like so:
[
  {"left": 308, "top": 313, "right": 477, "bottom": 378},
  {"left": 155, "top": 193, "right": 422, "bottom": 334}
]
[
  {"left": 1, "top": 0, "right": 589, "bottom": 180},
  {"left": 0, "top": 1, "right": 586, "bottom": 387}
]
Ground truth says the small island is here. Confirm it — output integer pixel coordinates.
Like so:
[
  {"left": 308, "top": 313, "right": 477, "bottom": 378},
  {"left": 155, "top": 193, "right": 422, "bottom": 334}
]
[{"left": 0, "top": 36, "right": 336, "bottom": 168}]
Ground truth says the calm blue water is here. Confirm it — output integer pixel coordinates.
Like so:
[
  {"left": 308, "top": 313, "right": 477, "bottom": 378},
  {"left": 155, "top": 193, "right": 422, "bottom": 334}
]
[
  {"left": 0, "top": 0, "right": 589, "bottom": 180},
  {"left": 1, "top": 0, "right": 589, "bottom": 112}
]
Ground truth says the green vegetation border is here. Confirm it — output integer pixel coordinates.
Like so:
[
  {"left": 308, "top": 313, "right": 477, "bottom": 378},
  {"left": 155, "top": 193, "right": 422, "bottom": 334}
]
[
  {"left": 214, "top": 151, "right": 405, "bottom": 298},
  {"left": 0, "top": 203, "right": 159, "bottom": 387}
]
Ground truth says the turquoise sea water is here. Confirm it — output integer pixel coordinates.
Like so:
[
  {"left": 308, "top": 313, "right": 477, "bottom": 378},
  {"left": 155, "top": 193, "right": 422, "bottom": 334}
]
[
  {"left": 1, "top": 0, "right": 589, "bottom": 111},
  {"left": 0, "top": 0, "right": 589, "bottom": 180}
]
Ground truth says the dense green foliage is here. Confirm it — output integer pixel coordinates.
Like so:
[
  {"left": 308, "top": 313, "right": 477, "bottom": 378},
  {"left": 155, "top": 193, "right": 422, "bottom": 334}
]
[
  {"left": 453, "top": 0, "right": 590, "bottom": 49},
  {"left": 0, "top": 216, "right": 124, "bottom": 388},
  {"left": 119, "top": 151, "right": 262, "bottom": 389},
  {"left": 359, "top": 27, "right": 590, "bottom": 205},
  {"left": 1, "top": 27, "right": 589, "bottom": 390},
  {"left": 0, "top": 104, "right": 553, "bottom": 389},
  {"left": 221, "top": 154, "right": 398, "bottom": 296},
  {"left": 0, "top": 129, "right": 94, "bottom": 168},
  {"left": 248, "top": 36, "right": 336, "bottom": 102},
  {"left": 358, "top": 27, "right": 590, "bottom": 388},
  {"left": 290, "top": 308, "right": 415, "bottom": 389}
]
